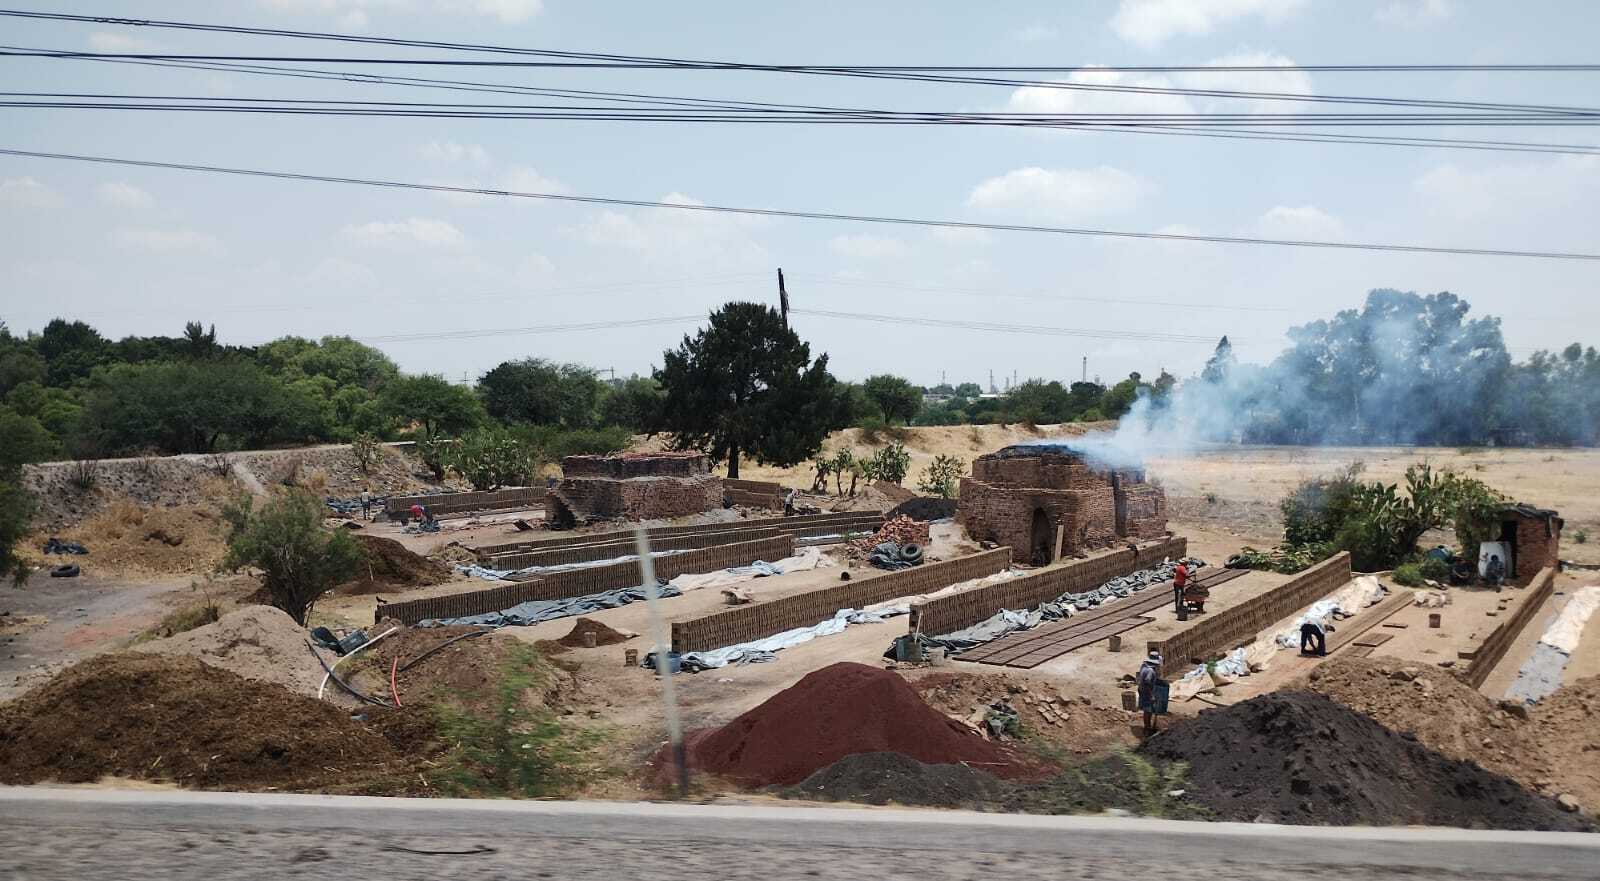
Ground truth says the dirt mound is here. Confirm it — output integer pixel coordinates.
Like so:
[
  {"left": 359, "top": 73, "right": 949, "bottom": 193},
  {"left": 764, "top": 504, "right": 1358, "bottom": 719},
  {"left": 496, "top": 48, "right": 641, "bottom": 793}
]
[
  {"left": 339, "top": 535, "right": 453, "bottom": 595},
  {"left": 1141, "top": 690, "right": 1587, "bottom": 830},
  {"left": 679, "top": 662, "right": 1040, "bottom": 787},
  {"left": 354, "top": 627, "right": 577, "bottom": 714},
  {"left": 913, "top": 671, "right": 1137, "bottom": 758},
  {"left": 557, "top": 617, "right": 634, "bottom": 648},
  {"left": 132, "top": 606, "right": 323, "bottom": 697},
  {"left": 1531, "top": 675, "right": 1600, "bottom": 816},
  {"left": 0, "top": 653, "right": 400, "bottom": 788},
  {"left": 31, "top": 497, "right": 228, "bottom": 576},
  {"left": 783, "top": 751, "right": 1010, "bottom": 807}
]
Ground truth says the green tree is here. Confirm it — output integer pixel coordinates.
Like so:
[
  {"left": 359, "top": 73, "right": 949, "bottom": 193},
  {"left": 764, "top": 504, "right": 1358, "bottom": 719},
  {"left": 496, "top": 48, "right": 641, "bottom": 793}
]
[
  {"left": 37, "top": 318, "right": 108, "bottom": 386},
  {"left": 220, "top": 491, "right": 363, "bottom": 626},
  {"left": 257, "top": 335, "right": 399, "bottom": 390},
  {"left": 477, "top": 358, "right": 602, "bottom": 428},
  {"left": 0, "top": 408, "right": 59, "bottom": 471},
  {"left": 655, "top": 302, "right": 842, "bottom": 478},
  {"left": 1201, "top": 336, "right": 1236, "bottom": 385},
  {"left": 1067, "top": 381, "right": 1106, "bottom": 418},
  {"left": 379, "top": 374, "right": 485, "bottom": 437},
  {"left": 596, "top": 375, "right": 664, "bottom": 431},
  {"left": 953, "top": 382, "right": 982, "bottom": 399},
  {"left": 1099, "top": 372, "right": 1147, "bottom": 420},
  {"left": 80, "top": 360, "right": 322, "bottom": 454},
  {"left": 1007, "top": 379, "right": 1073, "bottom": 424},
  {"left": 917, "top": 455, "right": 966, "bottom": 499},
  {"left": 861, "top": 374, "right": 922, "bottom": 424}
]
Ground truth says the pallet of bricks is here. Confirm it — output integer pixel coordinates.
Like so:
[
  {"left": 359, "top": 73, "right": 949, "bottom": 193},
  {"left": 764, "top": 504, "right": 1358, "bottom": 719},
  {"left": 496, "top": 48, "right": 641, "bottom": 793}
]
[
  {"left": 1150, "top": 552, "right": 1352, "bottom": 667},
  {"left": 670, "top": 547, "right": 1015, "bottom": 653},
  {"left": 377, "top": 534, "right": 797, "bottom": 625},
  {"left": 470, "top": 510, "right": 883, "bottom": 560}
]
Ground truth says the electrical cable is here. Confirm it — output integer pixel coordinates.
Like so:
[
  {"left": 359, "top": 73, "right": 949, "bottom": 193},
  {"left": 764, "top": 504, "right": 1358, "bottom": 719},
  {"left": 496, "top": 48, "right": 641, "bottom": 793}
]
[{"left": 3, "top": 146, "right": 1596, "bottom": 261}]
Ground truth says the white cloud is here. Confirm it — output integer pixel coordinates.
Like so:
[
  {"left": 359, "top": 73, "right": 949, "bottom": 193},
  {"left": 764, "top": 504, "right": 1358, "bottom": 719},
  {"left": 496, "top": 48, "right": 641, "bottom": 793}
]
[
  {"left": 1375, "top": 0, "right": 1453, "bottom": 27},
  {"left": 96, "top": 182, "right": 154, "bottom": 208},
  {"left": 1005, "top": 67, "right": 1195, "bottom": 117},
  {"left": 0, "top": 177, "right": 61, "bottom": 210},
  {"left": 1173, "top": 51, "right": 1314, "bottom": 110},
  {"left": 966, "top": 166, "right": 1152, "bottom": 221},
  {"left": 502, "top": 166, "right": 567, "bottom": 195},
  {"left": 342, "top": 217, "right": 467, "bottom": 247},
  {"left": 423, "top": 165, "right": 567, "bottom": 206},
  {"left": 577, "top": 192, "right": 769, "bottom": 271},
  {"left": 828, "top": 234, "right": 910, "bottom": 259},
  {"left": 112, "top": 227, "right": 222, "bottom": 253},
  {"left": 1109, "top": 0, "right": 1307, "bottom": 48},
  {"left": 419, "top": 140, "right": 491, "bottom": 164},
  {"left": 259, "top": 0, "right": 541, "bottom": 24},
  {"left": 1413, "top": 155, "right": 1600, "bottom": 220},
  {"left": 930, "top": 227, "right": 991, "bottom": 246},
  {"left": 1012, "top": 24, "right": 1059, "bottom": 42},
  {"left": 87, "top": 32, "right": 160, "bottom": 52},
  {"left": 1255, "top": 205, "right": 1346, "bottom": 239}
]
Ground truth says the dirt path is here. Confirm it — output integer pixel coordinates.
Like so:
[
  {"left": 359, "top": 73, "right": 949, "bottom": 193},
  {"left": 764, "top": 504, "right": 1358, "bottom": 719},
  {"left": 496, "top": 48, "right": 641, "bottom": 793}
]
[{"left": 0, "top": 575, "right": 188, "bottom": 702}]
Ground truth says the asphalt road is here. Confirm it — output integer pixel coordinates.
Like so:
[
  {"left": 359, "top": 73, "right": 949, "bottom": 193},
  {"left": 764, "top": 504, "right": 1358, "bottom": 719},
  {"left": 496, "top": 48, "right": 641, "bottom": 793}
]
[{"left": 1, "top": 788, "right": 1595, "bottom": 880}]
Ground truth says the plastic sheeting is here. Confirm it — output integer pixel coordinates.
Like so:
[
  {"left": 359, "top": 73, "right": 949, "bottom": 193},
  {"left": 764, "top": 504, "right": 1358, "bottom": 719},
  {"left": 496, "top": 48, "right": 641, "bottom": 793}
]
[
  {"left": 420, "top": 583, "right": 683, "bottom": 628},
  {"left": 1505, "top": 585, "right": 1600, "bottom": 705},
  {"left": 459, "top": 549, "right": 691, "bottom": 582},
  {"left": 674, "top": 605, "right": 901, "bottom": 671},
  {"left": 912, "top": 558, "right": 1201, "bottom": 655},
  {"left": 667, "top": 546, "right": 834, "bottom": 592},
  {"left": 1541, "top": 585, "right": 1600, "bottom": 655}
]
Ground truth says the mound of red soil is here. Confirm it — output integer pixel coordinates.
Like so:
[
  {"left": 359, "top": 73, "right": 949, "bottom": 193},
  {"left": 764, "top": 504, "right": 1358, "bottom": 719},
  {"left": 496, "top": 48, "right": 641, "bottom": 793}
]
[
  {"left": 681, "top": 662, "right": 1039, "bottom": 787},
  {"left": 340, "top": 535, "right": 453, "bottom": 595},
  {"left": 1141, "top": 690, "right": 1587, "bottom": 830},
  {"left": 0, "top": 653, "right": 401, "bottom": 789},
  {"left": 557, "top": 617, "right": 633, "bottom": 648}
]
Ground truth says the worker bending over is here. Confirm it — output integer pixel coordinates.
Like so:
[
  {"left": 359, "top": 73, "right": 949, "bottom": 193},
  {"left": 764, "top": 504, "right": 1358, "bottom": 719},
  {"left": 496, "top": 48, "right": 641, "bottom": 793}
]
[{"left": 1300, "top": 619, "right": 1331, "bottom": 656}]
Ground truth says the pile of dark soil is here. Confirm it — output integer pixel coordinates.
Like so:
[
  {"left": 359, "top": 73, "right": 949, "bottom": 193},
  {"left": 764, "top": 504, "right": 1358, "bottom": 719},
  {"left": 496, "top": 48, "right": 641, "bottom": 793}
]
[
  {"left": 886, "top": 497, "right": 959, "bottom": 523},
  {"left": 356, "top": 628, "right": 578, "bottom": 715},
  {"left": 0, "top": 653, "right": 401, "bottom": 789},
  {"left": 339, "top": 535, "right": 452, "bottom": 595},
  {"left": 679, "top": 662, "right": 1041, "bottom": 787},
  {"left": 556, "top": 617, "right": 633, "bottom": 648},
  {"left": 782, "top": 751, "right": 1010, "bottom": 807},
  {"left": 1141, "top": 690, "right": 1588, "bottom": 830},
  {"left": 1003, "top": 751, "right": 1211, "bottom": 820}
]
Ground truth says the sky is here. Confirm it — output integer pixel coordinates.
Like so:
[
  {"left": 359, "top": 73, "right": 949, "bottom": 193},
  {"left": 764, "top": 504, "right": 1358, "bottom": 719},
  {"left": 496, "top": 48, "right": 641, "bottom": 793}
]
[{"left": 2, "top": 0, "right": 1598, "bottom": 389}]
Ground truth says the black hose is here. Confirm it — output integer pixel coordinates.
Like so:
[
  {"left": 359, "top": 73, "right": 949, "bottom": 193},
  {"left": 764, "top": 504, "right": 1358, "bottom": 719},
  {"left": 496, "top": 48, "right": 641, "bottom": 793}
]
[
  {"left": 397, "top": 627, "right": 494, "bottom": 673},
  {"left": 305, "top": 639, "right": 389, "bottom": 706}
]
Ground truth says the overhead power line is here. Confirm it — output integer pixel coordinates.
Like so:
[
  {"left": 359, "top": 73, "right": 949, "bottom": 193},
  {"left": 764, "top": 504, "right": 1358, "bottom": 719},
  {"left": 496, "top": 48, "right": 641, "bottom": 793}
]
[
  {"left": 2, "top": 10, "right": 1596, "bottom": 74},
  {"left": 3, "top": 146, "right": 1597, "bottom": 262},
  {"left": 15, "top": 48, "right": 1600, "bottom": 156}
]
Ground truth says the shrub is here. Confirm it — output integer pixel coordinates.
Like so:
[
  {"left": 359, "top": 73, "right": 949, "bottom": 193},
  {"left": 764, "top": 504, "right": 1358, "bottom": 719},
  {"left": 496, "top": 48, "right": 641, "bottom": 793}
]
[
  {"left": 0, "top": 480, "right": 34, "bottom": 586},
  {"left": 1577, "top": 529, "right": 1589, "bottom": 545},
  {"left": 855, "top": 414, "right": 909, "bottom": 445},
  {"left": 205, "top": 451, "right": 234, "bottom": 478},
  {"left": 430, "top": 645, "right": 586, "bottom": 798},
  {"left": 862, "top": 443, "right": 911, "bottom": 485},
  {"left": 1391, "top": 562, "right": 1425, "bottom": 587},
  {"left": 1230, "top": 543, "right": 1332, "bottom": 574},
  {"left": 1417, "top": 556, "right": 1451, "bottom": 582},
  {"left": 917, "top": 454, "right": 966, "bottom": 499},
  {"left": 350, "top": 432, "right": 381, "bottom": 475},
  {"left": 451, "top": 427, "right": 541, "bottom": 491},
  {"left": 220, "top": 490, "right": 363, "bottom": 625},
  {"left": 67, "top": 459, "right": 100, "bottom": 492}
]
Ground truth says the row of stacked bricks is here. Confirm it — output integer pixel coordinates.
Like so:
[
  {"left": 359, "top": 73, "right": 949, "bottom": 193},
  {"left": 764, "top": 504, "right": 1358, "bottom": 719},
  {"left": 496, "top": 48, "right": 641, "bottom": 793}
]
[
  {"left": 384, "top": 487, "right": 545, "bottom": 518},
  {"left": 909, "top": 537, "right": 1188, "bottom": 636},
  {"left": 670, "top": 547, "right": 1014, "bottom": 653},
  {"left": 1152, "top": 552, "right": 1353, "bottom": 667},
  {"left": 724, "top": 478, "right": 785, "bottom": 509},
  {"left": 1466, "top": 566, "right": 1557, "bottom": 688},
  {"left": 472, "top": 510, "right": 883, "bottom": 558},
  {"left": 378, "top": 534, "right": 795, "bottom": 625},
  {"left": 486, "top": 526, "right": 784, "bottom": 570}
]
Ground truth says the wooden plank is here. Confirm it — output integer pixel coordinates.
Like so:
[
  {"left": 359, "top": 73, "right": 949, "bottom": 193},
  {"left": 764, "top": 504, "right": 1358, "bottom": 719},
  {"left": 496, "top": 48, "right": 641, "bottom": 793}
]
[
  {"left": 998, "top": 617, "right": 1158, "bottom": 669},
  {"left": 1353, "top": 632, "right": 1394, "bottom": 648},
  {"left": 1325, "top": 591, "right": 1412, "bottom": 655}
]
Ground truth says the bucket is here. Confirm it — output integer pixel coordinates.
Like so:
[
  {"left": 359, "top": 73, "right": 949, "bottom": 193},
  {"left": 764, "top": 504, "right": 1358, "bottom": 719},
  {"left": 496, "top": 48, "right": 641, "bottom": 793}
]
[
  {"left": 928, "top": 647, "right": 948, "bottom": 667},
  {"left": 624, "top": 648, "right": 639, "bottom": 667},
  {"left": 582, "top": 631, "right": 597, "bottom": 648},
  {"left": 1121, "top": 691, "right": 1137, "bottom": 711},
  {"left": 1107, "top": 634, "right": 1122, "bottom": 653}
]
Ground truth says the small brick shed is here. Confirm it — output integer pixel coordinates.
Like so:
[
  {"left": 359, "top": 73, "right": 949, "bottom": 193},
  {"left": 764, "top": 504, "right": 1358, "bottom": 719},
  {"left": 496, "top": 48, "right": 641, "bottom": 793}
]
[
  {"left": 958, "top": 443, "right": 1168, "bottom": 565},
  {"left": 1495, "top": 503, "right": 1563, "bottom": 580},
  {"left": 547, "top": 451, "right": 723, "bottom": 527}
]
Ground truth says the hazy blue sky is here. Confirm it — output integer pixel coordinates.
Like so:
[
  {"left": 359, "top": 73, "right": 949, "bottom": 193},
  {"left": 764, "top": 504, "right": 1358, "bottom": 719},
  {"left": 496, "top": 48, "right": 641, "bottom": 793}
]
[{"left": 2, "top": 0, "right": 1597, "bottom": 388}]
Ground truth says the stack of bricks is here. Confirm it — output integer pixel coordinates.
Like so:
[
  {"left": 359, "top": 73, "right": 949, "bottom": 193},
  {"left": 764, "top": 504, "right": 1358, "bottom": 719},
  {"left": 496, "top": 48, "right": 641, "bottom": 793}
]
[
  {"left": 958, "top": 444, "right": 1167, "bottom": 563},
  {"left": 384, "top": 487, "right": 545, "bottom": 520},
  {"left": 909, "top": 537, "right": 1187, "bottom": 636},
  {"left": 670, "top": 548, "right": 1013, "bottom": 653},
  {"left": 1151, "top": 552, "right": 1352, "bottom": 667},
  {"left": 484, "top": 527, "right": 783, "bottom": 570},
  {"left": 471, "top": 510, "right": 884, "bottom": 559},
  {"left": 723, "top": 478, "right": 784, "bottom": 509},
  {"left": 377, "top": 534, "right": 795, "bottom": 625},
  {"left": 1466, "top": 567, "right": 1557, "bottom": 688},
  {"left": 548, "top": 451, "right": 723, "bottom": 526}
]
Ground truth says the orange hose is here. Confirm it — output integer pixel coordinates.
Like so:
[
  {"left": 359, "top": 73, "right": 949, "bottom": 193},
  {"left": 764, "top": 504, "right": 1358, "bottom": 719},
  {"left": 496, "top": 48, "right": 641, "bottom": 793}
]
[{"left": 390, "top": 656, "right": 403, "bottom": 708}]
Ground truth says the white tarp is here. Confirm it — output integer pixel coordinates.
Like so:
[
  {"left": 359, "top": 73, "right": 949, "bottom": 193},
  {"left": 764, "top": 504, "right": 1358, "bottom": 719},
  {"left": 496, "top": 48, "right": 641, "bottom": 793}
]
[
  {"left": 667, "top": 545, "right": 835, "bottom": 592},
  {"left": 1540, "top": 585, "right": 1600, "bottom": 654},
  {"left": 678, "top": 605, "right": 898, "bottom": 670},
  {"left": 458, "top": 548, "right": 691, "bottom": 581}
]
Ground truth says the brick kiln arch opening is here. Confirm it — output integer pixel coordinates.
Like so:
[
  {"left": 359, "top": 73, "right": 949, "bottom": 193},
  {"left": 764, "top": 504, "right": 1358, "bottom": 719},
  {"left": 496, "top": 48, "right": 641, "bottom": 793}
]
[{"left": 1029, "top": 507, "right": 1054, "bottom": 566}]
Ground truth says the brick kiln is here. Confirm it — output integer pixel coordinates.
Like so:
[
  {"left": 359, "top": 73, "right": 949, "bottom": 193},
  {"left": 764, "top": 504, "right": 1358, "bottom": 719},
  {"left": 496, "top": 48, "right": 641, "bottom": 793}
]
[
  {"left": 547, "top": 452, "right": 723, "bottom": 528},
  {"left": 958, "top": 443, "right": 1168, "bottom": 565}
]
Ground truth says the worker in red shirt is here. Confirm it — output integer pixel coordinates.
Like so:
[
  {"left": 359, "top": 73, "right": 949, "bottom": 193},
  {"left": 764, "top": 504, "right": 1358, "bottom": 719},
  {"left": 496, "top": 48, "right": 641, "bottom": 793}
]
[{"left": 1172, "top": 561, "right": 1190, "bottom": 614}]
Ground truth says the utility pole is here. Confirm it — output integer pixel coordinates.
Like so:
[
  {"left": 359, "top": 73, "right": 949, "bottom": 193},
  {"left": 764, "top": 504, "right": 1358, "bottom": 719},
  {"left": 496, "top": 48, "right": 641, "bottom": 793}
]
[
  {"left": 1082, "top": 356, "right": 1087, "bottom": 383},
  {"left": 777, "top": 268, "right": 790, "bottom": 329}
]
